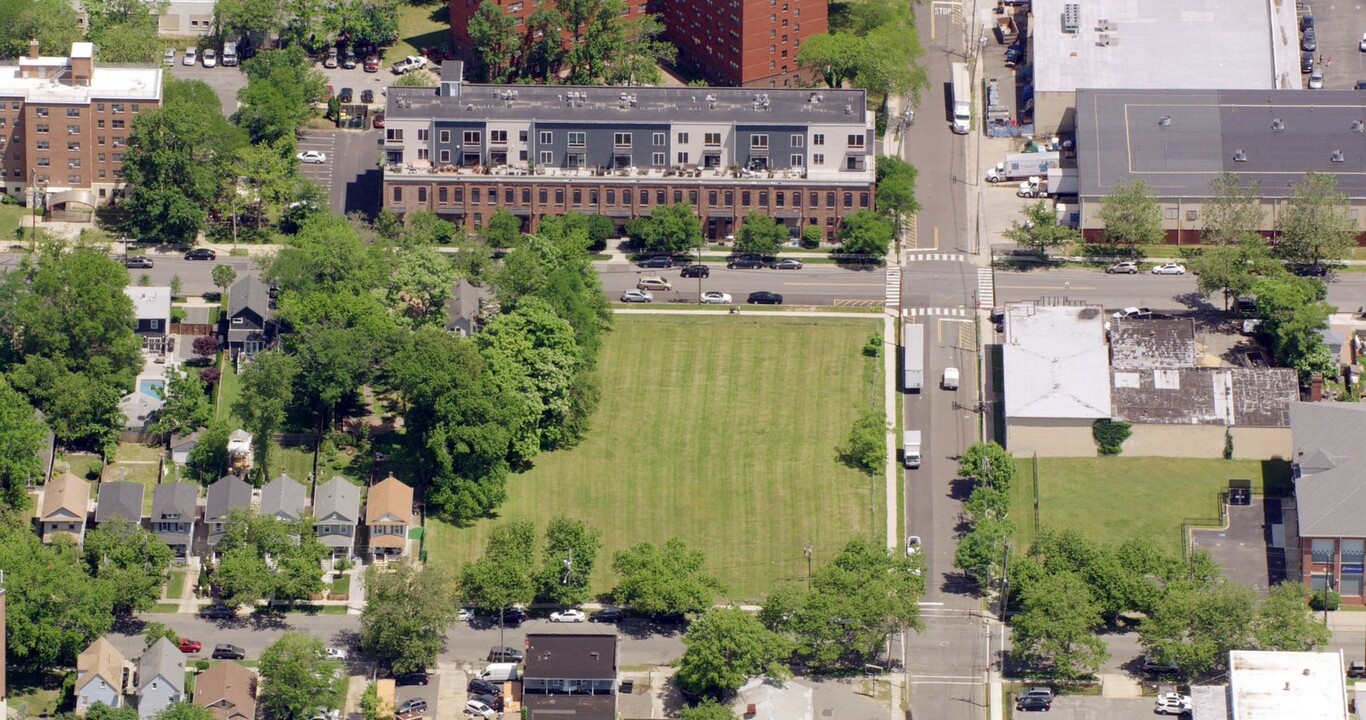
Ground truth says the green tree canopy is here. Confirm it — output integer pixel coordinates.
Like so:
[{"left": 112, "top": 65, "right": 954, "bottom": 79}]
[
  {"left": 154, "top": 703, "right": 218, "bottom": 720},
  {"left": 1096, "top": 180, "right": 1163, "bottom": 254},
  {"left": 676, "top": 607, "right": 792, "bottom": 698},
  {"left": 626, "top": 203, "right": 702, "bottom": 254},
  {"left": 212, "top": 509, "right": 328, "bottom": 606},
  {"left": 148, "top": 366, "right": 212, "bottom": 441},
  {"left": 83, "top": 518, "right": 174, "bottom": 615},
  {"left": 360, "top": 562, "right": 461, "bottom": 673},
  {"left": 460, "top": 521, "right": 537, "bottom": 622},
  {"left": 0, "top": 0, "right": 81, "bottom": 59},
  {"left": 186, "top": 419, "right": 232, "bottom": 484},
  {"left": 1003, "top": 201, "right": 1080, "bottom": 256},
  {"left": 1274, "top": 171, "right": 1358, "bottom": 270},
  {"left": 535, "top": 516, "right": 603, "bottom": 605},
  {"left": 1138, "top": 579, "right": 1258, "bottom": 677},
  {"left": 258, "top": 632, "right": 345, "bottom": 720},
  {"left": 235, "top": 46, "right": 327, "bottom": 143},
  {"left": 875, "top": 155, "right": 921, "bottom": 219},
  {"left": 483, "top": 208, "right": 524, "bottom": 249},
  {"left": 678, "top": 700, "right": 737, "bottom": 720},
  {"left": 0, "top": 375, "right": 48, "bottom": 513},
  {"left": 735, "top": 211, "right": 788, "bottom": 257},
  {"left": 0, "top": 526, "right": 115, "bottom": 669},
  {"left": 233, "top": 351, "right": 297, "bottom": 479},
  {"left": 839, "top": 210, "right": 896, "bottom": 256},
  {"left": 468, "top": 0, "right": 518, "bottom": 83},
  {"left": 612, "top": 538, "right": 724, "bottom": 617},
  {"left": 1253, "top": 582, "right": 1331, "bottom": 652},
  {"left": 1009, "top": 570, "right": 1110, "bottom": 680}
]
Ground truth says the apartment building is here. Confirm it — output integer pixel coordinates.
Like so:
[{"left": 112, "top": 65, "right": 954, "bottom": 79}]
[
  {"left": 381, "top": 64, "right": 876, "bottom": 240},
  {"left": 0, "top": 42, "right": 162, "bottom": 216},
  {"left": 447, "top": 0, "right": 825, "bottom": 87}
]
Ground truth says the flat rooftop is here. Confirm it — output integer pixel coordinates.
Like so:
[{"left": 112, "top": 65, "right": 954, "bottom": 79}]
[
  {"left": 0, "top": 64, "right": 161, "bottom": 103},
  {"left": 1031, "top": 0, "right": 1294, "bottom": 94},
  {"left": 1076, "top": 89, "right": 1366, "bottom": 199},
  {"left": 386, "top": 84, "right": 871, "bottom": 126},
  {"left": 1228, "top": 650, "right": 1348, "bottom": 719},
  {"left": 1003, "top": 302, "right": 1111, "bottom": 420}
]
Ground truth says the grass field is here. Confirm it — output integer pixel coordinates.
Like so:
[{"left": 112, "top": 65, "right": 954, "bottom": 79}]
[
  {"left": 388, "top": 1, "right": 449, "bottom": 66},
  {"left": 215, "top": 358, "right": 243, "bottom": 421},
  {"left": 1009, "top": 456, "right": 1292, "bottom": 555},
  {"left": 166, "top": 569, "right": 188, "bottom": 600},
  {"left": 425, "top": 315, "right": 886, "bottom": 602}
]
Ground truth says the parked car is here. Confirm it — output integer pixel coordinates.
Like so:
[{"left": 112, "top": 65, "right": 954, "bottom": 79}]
[
  {"left": 458, "top": 608, "right": 474, "bottom": 622},
  {"left": 364, "top": 55, "right": 380, "bottom": 72},
  {"left": 637, "top": 255, "right": 673, "bottom": 269},
  {"left": 391, "top": 55, "right": 428, "bottom": 74},
  {"left": 1154, "top": 692, "right": 1192, "bottom": 715},
  {"left": 1004, "top": 43, "right": 1025, "bottom": 66},
  {"left": 469, "top": 693, "right": 502, "bottom": 712},
  {"left": 621, "top": 289, "right": 653, "bottom": 303},
  {"left": 487, "top": 646, "right": 523, "bottom": 662},
  {"left": 1151, "top": 262, "right": 1186, "bottom": 275},
  {"left": 1348, "top": 661, "right": 1366, "bottom": 678},
  {"left": 700, "top": 291, "right": 733, "bottom": 304},
  {"left": 465, "top": 700, "right": 496, "bottom": 720},
  {"left": 211, "top": 644, "right": 245, "bottom": 660},
  {"left": 124, "top": 255, "right": 154, "bottom": 269},
  {"left": 770, "top": 258, "right": 803, "bottom": 270},
  {"left": 1016, "top": 688, "right": 1054, "bottom": 705},
  {"left": 394, "top": 671, "right": 429, "bottom": 686},
  {"left": 905, "top": 535, "right": 921, "bottom": 558},
  {"left": 1357, "top": 80, "right": 1366, "bottom": 91},
  {"left": 1309, "top": 69, "right": 1324, "bottom": 89},
  {"left": 1302, "top": 51, "right": 1315, "bottom": 74},
  {"left": 1142, "top": 655, "right": 1179, "bottom": 674},
  {"left": 396, "top": 699, "right": 427, "bottom": 714},
  {"left": 184, "top": 248, "right": 217, "bottom": 261},
  {"left": 338, "top": 87, "right": 353, "bottom": 103},
  {"left": 1302, "top": 28, "right": 1317, "bottom": 52},
  {"left": 324, "top": 647, "right": 347, "bottom": 661},
  {"left": 638, "top": 277, "right": 672, "bottom": 291},
  {"left": 1360, "top": 32, "right": 1366, "bottom": 52},
  {"left": 1111, "top": 306, "right": 1154, "bottom": 320},
  {"left": 200, "top": 605, "right": 234, "bottom": 619},
  {"left": 361, "top": 89, "right": 374, "bottom": 104},
  {"left": 727, "top": 256, "right": 765, "bottom": 269},
  {"left": 549, "top": 609, "right": 586, "bottom": 623},
  {"left": 177, "top": 639, "right": 202, "bottom": 653},
  {"left": 680, "top": 264, "right": 710, "bottom": 278},
  {"left": 589, "top": 607, "right": 625, "bottom": 623},
  {"left": 183, "top": 47, "right": 197, "bottom": 65},
  {"left": 341, "top": 50, "right": 357, "bottom": 69},
  {"left": 202, "top": 48, "right": 217, "bottom": 68},
  {"left": 467, "top": 678, "right": 502, "bottom": 698},
  {"left": 297, "top": 150, "right": 327, "bottom": 164},
  {"left": 324, "top": 47, "right": 339, "bottom": 68},
  {"left": 1015, "top": 696, "right": 1052, "bottom": 712},
  {"left": 500, "top": 607, "right": 529, "bottom": 625},
  {"left": 163, "top": 48, "right": 176, "bottom": 65},
  {"left": 372, "top": 113, "right": 385, "bottom": 128},
  {"left": 747, "top": 291, "right": 783, "bottom": 305},
  {"left": 1104, "top": 261, "right": 1138, "bottom": 274},
  {"left": 1301, "top": 13, "right": 1314, "bottom": 30}
]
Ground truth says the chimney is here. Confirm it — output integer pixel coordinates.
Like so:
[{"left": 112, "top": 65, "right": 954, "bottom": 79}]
[
  {"left": 27, "top": 40, "right": 38, "bottom": 60},
  {"left": 1310, "top": 373, "right": 1323, "bottom": 402}
]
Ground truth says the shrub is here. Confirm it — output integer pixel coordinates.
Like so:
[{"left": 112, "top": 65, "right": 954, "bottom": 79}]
[
  {"left": 863, "top": 331, "right": 882, "bottom": 358},
  {"left": 840, "top": 407, "right": 886, "bottom": 475},
  {"left": 801, "top": 224, "right": 824, "bottom": 249},
  {"left": 1310, "top": 589, "right": 1341, "bottom": 611},
  {"left": 1092, "top": 419, "right": 1131, "bottom": 456}
]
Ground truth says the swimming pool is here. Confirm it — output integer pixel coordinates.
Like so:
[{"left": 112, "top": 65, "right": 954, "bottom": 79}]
[{"left": 138, "top": 378, "right": 165, "bottom": 399}]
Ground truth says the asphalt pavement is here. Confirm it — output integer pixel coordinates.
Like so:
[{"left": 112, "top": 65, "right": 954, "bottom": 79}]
[{"left": 596, "top": 261, "right": 884, "bottom": 306}]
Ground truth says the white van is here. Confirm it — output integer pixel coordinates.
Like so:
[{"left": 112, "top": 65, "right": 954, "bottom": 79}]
[
  {"left": 941, "top": 367, "right": 959, "bottom": 390},
  {"left": 478, "top": 662, "right": 520, "bottom": 682}
]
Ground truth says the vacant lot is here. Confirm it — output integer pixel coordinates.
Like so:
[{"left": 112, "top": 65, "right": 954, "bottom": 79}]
[
  {"left": 1009, "top": 456, "right": 1291, "bottom": 554},
  {"left": 426, "top": 314, "right": 885, "bottom": 601}
]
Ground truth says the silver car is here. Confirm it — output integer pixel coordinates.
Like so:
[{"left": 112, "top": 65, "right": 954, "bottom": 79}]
[{"left": 620, "top": 289, "right": 653, "bottom": 303}]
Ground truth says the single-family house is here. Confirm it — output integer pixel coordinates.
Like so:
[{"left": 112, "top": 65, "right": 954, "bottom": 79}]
[
  {"left": 169, "top": 432, "right": 200, "bottom": 466},
  {"left": 523, "top": 633, "right": 619, "bottom": 720},
  {"left": 136, "top": 638, "right": 185, "bottom": 720},
  {"left": 226, "top": 276, "right": 273, "bottom": 359},
  {"left": 444, "top": 280, "right": 489, "bottom": 336},
  {"left": 260, "top": 474, "right": 307, "bottom": 523},
  {"left": 39, "top": 470, "right": 91, "bottom": 544},
  {"left": 205, "top": 475, "right": 254, "bottom": 550},
  {"left": 151, "top": 482, "right": 198, "bottom": 559},
  {"left": 124, "top": 287, "right": 172, "bottom": 353},
  {"left": 75, "top": 637, "right": 129, "bottom": 715},
  {"left": 314, "top": 477, "right": 360, "bottom": 562},
  {"left": 95, "top": 482, "right": 144, "bottom": 526},
  {"left": 194, "top": 660, "right": 256, "bottom": 720},
  {"left": 365, "top": 474, "right": 413, "bottom": 560}
]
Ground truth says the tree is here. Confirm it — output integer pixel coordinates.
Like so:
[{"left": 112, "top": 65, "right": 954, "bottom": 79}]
[
  {"left": 838, "top": 210, "right": 895, "bottom": 257},
  {"left": 953, "top": 516, "right": 1011, "bottom": 588},
  {"left": 612, "top": 538, "right": 724, "bottom": 617},
  {"left": 232, "top": 351, "right": 297, "bottom": 479},
  {"left": 521, "top": 7, "right": 566, "bottom": 81},
  {"left": 1201, "top": 173, "right": 1266, "bottom": 247},
  {"left": 839, "top": 407, "right": 884, "bottom": 475},
  {"left": 601, "top": 13, "right": 676, "bottom": 86},
  {"left": 626, "top": 203, "right": 702, "bottom": 254},
  {"left": 1274, "top": 171, "right": 1357, "bottom": 270},
  {"left": 89, "top": 15, "right": 162, "bottom": 63},
  {"left": 875, "top": 156, "right": 920, "bottom": 220},
  {"left": 0, "top": 0, "right": 82, "bottom": 59},
  {"left": 957, "top": 442, "right": 1014, "bottom": 492},
  {"left": 467, "top": 0, "right": 519, "bottom": 83},
  {"left": 82, "top": 518, "right": 174, "bottom": 615},
  {"left": 393, "top": 70, "right": 437, "bottom": 88},
  {"left": 154, "top": 704, "right": 218, "bottom": 720},
  {"left": 148, "top": 366, "right": 212, "bottom": 441},
  {"left": 212, "top": 510, "right": 328, "bottom": 606},
  {"left": 678, "top": 701, "right": 737, "bottom": 720},
  {"left": 360, "top": 562, "right": 461, "bottom": 673},
  {"left": 676, "top": 607, "right": 792, "bottom": 699},
  {"left": 1003, "top": 201, "right": 1080, "bottom": 256},
  {"left": 735, "top": 211, "right": 788, "bottom": 258},
  {"left": 212, "top": 0, "right": 287, "bottom": 41},
  {"left": 1252, "top": 273, "right": 1336, "bottom": 383},
  {"left": 0, "top": 376, "right": 47, "bottom": 513},
  {"left": 560, "top": 0, "right": 629, "bottom": 84},
  {"left": 0, "top": 527, "right": 115, "bottom": 669},
  {"left": 483, "top": 208, "right": 523, "bottom": 250},
  {"left": 1010, "top": 570, "right": 1110, "bottom": 679},
  {"left": 83, "top": 703, "right": 139, "bottom": 720},
  {"left": 1189, "top": 243, "right": 1270, "bottom": 312},
  {"left": 358, "top": 684, "right": 383, "bottom": 720},
  {"left": 1254, "top": 582, "right": 1331, "bottom": 652},
  {"left": 579, "top": 213, "right": 616, "bottom": 252},
  {"left": 234, "top": 46, "right": 327, "bottom": 143},
  {"left": 185, "top": 419, "right": 232, "bottom": 484},
  {"left": 259, "top": 632, "right": 345, "bottom": 720},
  {"left": 796, "top": 33, "right": 864, "bottom": 88},
  {"left": 1095, "top": 180, "right": 1163, "bottom": 254},
  {"left": 460, "top": 521, "right": 537, "bottom": 619},
  {"left": 193, "top": 335, "right": 221, "bottom": 362},
  {"left": 386, "top": 247, "right": 459, "bottom": 328},
  {"left": 227, "top": 139, "right": 300, "bottom": 233},
  {"left": 1138, "top": 580, "right": 1258, "bottom": 677},
  {"left": 535, "top": 517, "right": 603, "bottom": 605},
  {"left": 143, "top": 621, "right": 180, "bottom": 647}
]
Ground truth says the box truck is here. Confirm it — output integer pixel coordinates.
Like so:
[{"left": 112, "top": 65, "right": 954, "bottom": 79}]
[
  {"left": 903, "top": 431, "right": 922, "bottom": 469},
  {"left": 985, "top": 151, "right": 1060, "bottom": 183},
  {"left": 950, "top": 61, "right": 970, "bottom": 134},
  {"left": 941, "top": 367, "right": 960, "bottom": 390},
  {"left": 902, "top": 322, "right": 924, "bottom": 393}
]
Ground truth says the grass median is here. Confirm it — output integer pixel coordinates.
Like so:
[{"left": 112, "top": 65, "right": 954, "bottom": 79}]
[{"left": 426, "top": 314, "right": 886, "bottom": 602}]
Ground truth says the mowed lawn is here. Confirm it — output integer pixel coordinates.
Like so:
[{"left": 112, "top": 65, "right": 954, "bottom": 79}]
[
  {"left": 425, "top": 315, "right": 885, "bottom": 602},
  {"left": 1009, "top": 456, "right": 1291, "bottom": 555}
]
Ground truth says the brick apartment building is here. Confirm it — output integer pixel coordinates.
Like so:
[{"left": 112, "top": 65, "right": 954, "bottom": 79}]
[
  {"left": 380, "top": 62, "right": 876, "bottom": 240},
  {"left": 448, "top": 0, "right": 826, "bottom": 87},
  {"left": 0, "top": 41, "right": 162, "bottom": 217}
]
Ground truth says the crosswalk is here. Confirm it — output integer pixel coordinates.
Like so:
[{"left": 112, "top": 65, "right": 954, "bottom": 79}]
[
  {"left": 902, "top": 307, "right": 971, "bottom": 318},
  {"left": 904, "top": 252, "right": 969, "bottom": 263},
  {"left": 977, "top": 268, "right": 995, "bottom": 308},
  {"left": 885, "top": 267, "right": 901, "bottom": 309}
]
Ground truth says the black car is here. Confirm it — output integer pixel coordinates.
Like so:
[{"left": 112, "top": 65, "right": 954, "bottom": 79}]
[
  {"left": 395, "top": 672, "right": 429, "bottom": 686},
  {"left": 360, "top": 89, "right": 374, "bottom": 104},
  {"left": 1288, "top": 262, "right": 1330, "bottom": 277},
  {"left": 467, "top": 678, "right": 503, "bottom": 698},
  {"left": 500, "top": 607, "right": 529, "bottom": 625},
  {"left": 200, "top": 606, "right": 235, "bottom": 620},
  {"left": 1302, "top": 51, "right": 1315, "bottom": 74},
  {"left": 470, "top": 693, "right": 503, "bottom": 711},
  {"left": 727, "top": 256, "right": 765, "bottom": 269},
  {"left": 1349, "top": 661, "right": 1366, "bottom": 679},
  {"left": 184, "top": 248, "right": 217, "bottom": 261},
  {"left": 1004, "top": 43, "right": 1025, "bottom": 66},
  {"left": 1302, "top": 28, "right": 1317, "bottom": 52},
  {"left": 124, "top": 255, "right": 154, "bottom": 269},
  {"left": 339, "top": 87, "right": 354, "bottom": 103},
  {"left": 680, "top": 264, "right": 710, "bottom": 278},
  {"left": 747, "top": 291, "right": 783, "bottom": 305},
  {"left": 487, "top": 646, "right": 524, "bottom": 662},
  {"left": 1300, "top": 13, "right": 1314, "bottom": 30},
  {"left": 211, "top": 644, "right": 245, "bottom": 660},
  {"left": 1358, "top": 80, "right": 1366, "bottom": 91},
  {"left": 1015, "top": 696, "right": 1051, "bottom": 712},
  {"left": 396, "top": 699, "right": 427, "bottom": 714},
  {"left": 589, "top": 608, "right": 625, "bottom": 623},
  {"left": 637, "top": 256, "right": 673, "bottom": 269},
  {"left": 1142, "top": 655, "right": 1179, "bottom": 674}
]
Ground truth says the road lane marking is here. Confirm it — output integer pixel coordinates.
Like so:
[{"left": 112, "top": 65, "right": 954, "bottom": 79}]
[
  {"left": 787, "top": 282, "right": 884, "bottom": 287},
  {"left": 995, "top": 284, "right": 1096, "bottom": 290}
]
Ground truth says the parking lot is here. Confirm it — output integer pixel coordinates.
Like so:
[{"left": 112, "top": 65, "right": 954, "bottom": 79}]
[
  {"left": 1013, "top": 696, "right": 1157, "bottom": 719},
  {"left": 1190, "top": 497, "right": 1296, "bottom": 595},
  {"left": 1296, "top": 1, "right": 1365, "bottom": 90}
]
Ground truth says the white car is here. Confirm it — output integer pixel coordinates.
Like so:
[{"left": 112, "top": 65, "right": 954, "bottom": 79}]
[
  {"left": 905, "top": 535, "right": 921, "bottom": 558},
  {"left": 1151, "top": 262, "right": 1186, "bottom": 275},
  {"left": 202, "top": 48, "right": 217, "bottom": 68},
  {"left": 464, "top": 700, "right": 496, "bottom": 720},
  {"left": 1308, "top": 69, "right": 1324, "bottom": 89},
  {"left": 297, "top": 151, "right": 327, "bottom": 164},
  {"left": 183, "top": 47, "right": 197, "bottom": 66},
  {"left": 392, "top": 55, "right": 428, "bottom": 74},
  {"left": 163, "top": 48, "right": 175, "bottom": 65},
  {"left": 620, "top": 289, "right": 653, "bottom": 303},
  {"left": 1360, "top": 32, "right": 1366, "bottom": 52},
  {"left": 458, "top": 608, "right": 473, "bottom": 622},
  {"left": 324, "top": 647, "right": 347, "bottom": 661},
  {"left": 700, "top": 291, "right": 733, "bottom": 304},
  {"left": 1112, "top": 306, "right": 1153, "bottom": 320},
  {"left": 1154, "top": 693, "right": 1191, "bottom": 715},
  {"left": 549, "top": 609, "right": 586, "bottom": 623}
]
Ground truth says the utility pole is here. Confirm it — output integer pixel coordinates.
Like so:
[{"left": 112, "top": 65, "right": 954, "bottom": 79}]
[{"left": 804, "top": 542, "right": 813, "bottom": 591}]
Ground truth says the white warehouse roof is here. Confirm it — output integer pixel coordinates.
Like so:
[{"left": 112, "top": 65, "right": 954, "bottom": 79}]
[
  {"left": 1003, "top": 303, "right": 1111, "bottom": 420},
  {"left": 1229, "top": 650, "right": 1348, "bottom": 720}
]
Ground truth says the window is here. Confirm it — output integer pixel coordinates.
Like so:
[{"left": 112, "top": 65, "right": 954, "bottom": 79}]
[
  {"left": 790, "top": 153, "right": 805, "bottom": 167},
  {"left": 65, "top": 124, "right": 78, "bottom": 135},
  {"left": 1344, "top": 540, "right": 1366, "bottom": 564},
  {"left": 507, "top": 1, "right": 523, "bottom": 9},
  {"left": 655, "top": 189, "right": 665, "bottom": 204},
  {"left": 463, "top": 130, "right": 481, "bottom": 144},
  {"left": 490, "top": 130, "right": 508, "bottom": 144},
  {"left": 67, "top": 158, "right": 79, "bottom": 168},
  {"left": 417, "top": 148, "right": 428, "bottom": 161},
  {"left": 472, "top": 188, "right": 481, "bottom": 204},
  {"left": 572, "top": 189, "right": 582, "bottom": 205},
  {"left": 614, "top": 132, "right": 632, "bottom": 148},
  {"left": 417, "top": 187, "right": 427, "bottom": 203},
  {"left": 540, "top": 131, "right": 552, "bottom": 144},
  {"left": 677, "top": 132, "right": 689, "bottom": 144},
  {"left": 34, "top": 108, "right": 47, "bottom": 118},
  {"left": 607, "top": 189, "right": 616, "bottom": 205},
  {"left": 847, "top": 133, "right": 865, "bottom": 148},
  {"left": 538, "top": 188, "right": 548, "bottom": 203},
  {"left": 96, "top": 120, "right": 103, "bottom": 129},
  {"left": 35, "top": 158, "right": 48, "bottom": 167},
  {"left": 111, "top": 103, "right": 124, "bottom": 114},
  {"left": 789, "top": 134, "right": 805, "bottom": 148},
  {"left": 66, "top": 108, "right": 79, "bottom": 118},
  {"left": 860, "top": 192, "right": 869, "bottom": 208},
  {"left": 454, "top": 188, "right": 464, "bottom": 202},
  {"left": 651, "top": 152, "right": 665, "bottom": 166},
  {"left": 131, "top": 104, "right": 139, "bottom": 113},
  {"left": 741, "top": 191, "right": 751, "bottom": 206},
  {"left": 568, "top": 132, "right": 586, "bottom": 147},
  {"left": 1312, "top": 539, "right": 1336, "bottom": 564},
  {"left": 387, "top": 128, "right": 404, "bottom": 142},
  {"left": 439, "top": 150, "right": 450, "bottom": 163},
  {"left": 519, "top": 130, "right": 528, "bottom": 142},
  {"left": 1186, "top": 210, "right": 1198, "bottom": 222},
  {"left": 519, "top": 150, "right": 527, "bottom": 161},
  {"left": 652, "top": 132, "right": 665, "bottom": 146},
  {"left": 704, "top": 132, "right": 721, "bottom": 146},
  {"left": 775, "top": 192, "right": 784, "bottom": 207},
  {"left": 589, "top": 189, "right": 598, "bottom": 204},
  {"left": 813, "top": 133, "right": 825, "bottom": 146},
  {"left": 759, "top": 191, "right": 768, "bottom": 205},
  {"left": 676, "top": 151, "right": 689, "bottom": 164},
  {"left": 623, "top": 188, "right": 633, "bottom": 204},
  {"left": 505, "top": 187, "right": 514, "bottom": 204},
  {"left": 724, "top": 191, "right": 733, "bottom": 206},
  {"left": 843, "top": 192, "right": 853, "bottom": 208},
  {"left": 707, "top": 190, "right": 717, "bottom": 205},
  {"left": 555, "top": 188, "right": 564, "bottom": 204},
  {"left": 813, "top": 153, "right": 824, "bottom": 165},
  {"left": 67, "top": 174, "right": 79, "bottom": 184},
  {"left": 35, "top": 124, "right": 47, "bottom": 134},
  {"left": 439, "top": 187, "right": 447, "bottom": 203},
  {"left": 439, "top": 130, "right": 450, "bottom": 143},
  {"left": 392, "top": 186, "right": 402, "bottom": 202},
  {"left": 750, "top": 135, "right": 768, "bottom": 148},
  {"left": 539, "top": 150, "right": 553, "bottom": 164},
  {"left": 673, "top": 190, "right": 683, "bottom": 203},
  {"left": 1164, "top": 208, "right": 1178, "bottom": 220},
  {"left": 35, "top": 141, "right": 47, "bottom": 150}
]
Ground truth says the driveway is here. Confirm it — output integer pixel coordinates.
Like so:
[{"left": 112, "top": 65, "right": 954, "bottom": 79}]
[{"left": 1190, "top": 497, "right": 1294, "bottom": 595}]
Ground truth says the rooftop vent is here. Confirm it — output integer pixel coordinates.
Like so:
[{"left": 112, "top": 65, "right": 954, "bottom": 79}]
[
  {"left": 808, "top": 92, "right": 823, "bottom": 103},
  {"left": 1233, "top": 149, "right": 1247, "bottom": 162},
  {"left": 1062, "top": 3, "right": 1081, "bottom": 33},
  {"left": 1331, "top": 150, "right": 1345, "bottom": 163},
  {"left": 706, "top": 93, "right": 717, "bottom": 110},
  {"left": 1353, "top": 120, "right": 1365, "bottom": 133},
  {"left": 1157, "top": 116, "right": 1171, "bottom": 127},
  {"left": 844, "top": 103, "right": 852, "bottom": 115},
  {"left": 1271, "top": 118, "right": 1285, "bottom": 131}
]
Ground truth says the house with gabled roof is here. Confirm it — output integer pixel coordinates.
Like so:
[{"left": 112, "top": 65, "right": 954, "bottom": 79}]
[
  {"left": 40, "top": 470, "right": 91, "bottom": 544},
  {"left": 136, "top": 637, "right": 185, "bottom": 720},
  {"left": 260, "top": 474, "right": 307, "bottom": 523},
  {"left": 195, "top": 660, "right": 256, "bottom": 720},
  {"left": 314, "top": 477, "right": 360, "bottom": 562},
  {"left": 123, "top": 286, "right": 172, "bottom": 353},
  {"left": 226, "top": 276, "right": 274, "bottom": 359},
  {"left": 365, "top": 474, "right": 412, "bottom": 560},
  {"left": 151, "top": 482, "right": 198, "bottom": 560},
  {"left": 523, "top": 633, "right": 618, "bottom": 719},
  {"left": 75, "top": 637, "right": 129, "bottom": 715},
  {"left": 205, "top": 474, "right": 254, "bottom": 551},
  {"left": 95, "top": 482, "right": 144, "bottom": 526}
]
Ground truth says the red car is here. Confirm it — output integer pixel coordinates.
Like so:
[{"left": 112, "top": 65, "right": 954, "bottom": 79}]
[
  {"left": 178, "top": 639, "right": 202, "bottom": 653},
  {"left": 372, "top": 113, "right": 385, "bottom": 129},
  {"left": 363, "top": 55, "right": 379, "bottom": 73}
]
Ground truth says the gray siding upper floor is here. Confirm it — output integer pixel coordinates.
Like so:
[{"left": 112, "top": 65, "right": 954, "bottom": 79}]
[
  {"left": 137, "top": 682, "right": 181, "bottom": 720},
  {"left": 77, "top": 683, "right": 121, "bottom": 712}
]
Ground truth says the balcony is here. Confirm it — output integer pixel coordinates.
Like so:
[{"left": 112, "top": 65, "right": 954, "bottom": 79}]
[{"left": 384, "top": 162, "right": 817, "bottom": 182}]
